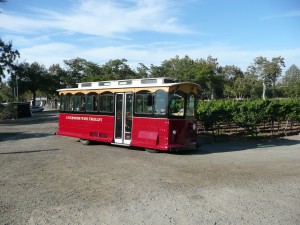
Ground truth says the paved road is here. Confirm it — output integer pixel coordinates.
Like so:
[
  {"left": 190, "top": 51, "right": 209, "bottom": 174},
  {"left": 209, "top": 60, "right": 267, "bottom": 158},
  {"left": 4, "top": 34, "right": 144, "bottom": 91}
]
[{"left": 1, "top": 110, "right": 300, "bottom": 225}]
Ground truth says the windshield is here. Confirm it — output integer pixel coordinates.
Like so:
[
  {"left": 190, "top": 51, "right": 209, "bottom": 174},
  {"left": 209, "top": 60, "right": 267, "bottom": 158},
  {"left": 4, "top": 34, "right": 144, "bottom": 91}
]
[
  {"left": 169, "top": 90, "right": 185, "bottom": 117},
  {"left": 168, "top": 91, "right": 196, "bottom": 118}
]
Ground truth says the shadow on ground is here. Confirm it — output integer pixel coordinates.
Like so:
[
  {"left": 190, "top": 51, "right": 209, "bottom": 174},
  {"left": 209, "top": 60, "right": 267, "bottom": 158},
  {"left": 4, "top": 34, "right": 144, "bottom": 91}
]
[
  {"left": 0, "top": 110, "right": 59, "bottom": 126},
  {"left": 178, "top": 137, "right": 300, "bottom": 155},
  {"left": 0, "top": 149, "right": 61, "bottom": 155},
  {"left": 0, "top": 132, "right": 56, "bottom": 142}
]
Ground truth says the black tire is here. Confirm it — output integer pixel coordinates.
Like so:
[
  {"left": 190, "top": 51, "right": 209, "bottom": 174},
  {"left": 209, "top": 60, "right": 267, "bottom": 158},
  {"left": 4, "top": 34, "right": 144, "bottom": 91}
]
[
  {"left": 80, "top": 139, "right": 91, "bottom": 145},
  {"left": 145, "top": 148, "right": 160, "bottom": 153}
]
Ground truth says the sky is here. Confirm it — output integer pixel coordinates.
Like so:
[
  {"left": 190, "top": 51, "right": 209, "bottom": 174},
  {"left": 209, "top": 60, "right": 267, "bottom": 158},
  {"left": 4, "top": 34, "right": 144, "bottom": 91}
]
[{"left": 0, "top": 0, "right": 300, "bottom": 73}]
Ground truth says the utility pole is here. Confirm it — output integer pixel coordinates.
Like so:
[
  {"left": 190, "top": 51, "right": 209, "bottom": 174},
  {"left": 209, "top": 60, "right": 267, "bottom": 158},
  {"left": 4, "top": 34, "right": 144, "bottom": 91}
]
[{"left": 16, "top": 75, "right": 18, "bottom": 101}]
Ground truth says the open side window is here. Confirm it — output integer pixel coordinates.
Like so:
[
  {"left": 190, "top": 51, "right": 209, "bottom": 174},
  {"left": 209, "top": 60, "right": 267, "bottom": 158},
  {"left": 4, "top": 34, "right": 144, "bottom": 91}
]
[
  {"left": 100, "top": 92, "right": 114, "bottom": 113},
  {"left": 74, "top": 93, "right": 85, "bottom": 112},
  {"left": 154, "top": 90, "right": 167, "bottom": 116},
  {"left": 86, "top": 92, "right": 98, "bottom": 112},
  {"left": 186, "top": 93, "right": 195, "bottom": 117},
  {"left": 135, "top": 90, "right": 153, "bottom": 115},
  {"left": 65, "top": 94, "right": 74, "bottom": 112}
]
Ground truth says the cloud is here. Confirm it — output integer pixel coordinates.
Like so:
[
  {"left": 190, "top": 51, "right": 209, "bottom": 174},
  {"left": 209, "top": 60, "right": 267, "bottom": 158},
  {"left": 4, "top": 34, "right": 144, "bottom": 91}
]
[
  {"left": 15, "top": 38, "right": 300, "bottom": 73},
  {"left": 19, "top": 43, "right": 77, "bottom": 67},
  {"left": 261, "top": 10, "right": 300, "bottom": 20},
  {"left": 0, "top": 0, "right": 190, "bottom": 37},
  {"left": 2, "top": 0, "right": 299, "bottom": 75}
]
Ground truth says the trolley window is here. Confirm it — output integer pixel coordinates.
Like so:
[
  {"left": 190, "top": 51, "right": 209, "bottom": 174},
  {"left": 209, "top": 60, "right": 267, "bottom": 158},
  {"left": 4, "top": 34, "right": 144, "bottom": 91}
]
[
  {"left": 86, "top": 92, "right": 98, "bottom": 112},
  {"left": 186, "top": 93, "right": 195, "bottom": 117},
  {"left": 169, "top": 90, "right": 185, "bottom": 117},
  {"left": 141, "top": 79, "right": 157, "bottom": 84},
  {"left": 74, "top": 93, "right": 86, "bottom": 112},
  {"left": 65, "top": 94, "right": 73, "bottom": 111},
  {"left": 100, "top": 92, "right": 114, "bottom": 113},
  {"left": 135, "top": 90, "right": 153, "bottom": 114},
  {"left": 154, "top": 90, "right": 167, "bottom": 116},
  {"left": 60, "top": 94, "right": 65, "bottom": 111}
]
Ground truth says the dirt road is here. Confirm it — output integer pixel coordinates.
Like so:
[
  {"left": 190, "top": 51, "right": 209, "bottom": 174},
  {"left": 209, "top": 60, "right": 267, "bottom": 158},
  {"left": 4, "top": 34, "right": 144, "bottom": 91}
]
[{"left": 0, "top": 110, "right": 300, "bottom": 225}]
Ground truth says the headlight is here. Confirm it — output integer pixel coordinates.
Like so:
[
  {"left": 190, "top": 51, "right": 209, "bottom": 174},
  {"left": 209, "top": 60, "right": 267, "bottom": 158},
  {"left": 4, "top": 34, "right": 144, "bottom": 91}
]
[
  {"left": 192, "top": 123, "right": 197, "bottom": 130},
  {"left": 172, "top": 130, "right": 177, "bottom": 135}
]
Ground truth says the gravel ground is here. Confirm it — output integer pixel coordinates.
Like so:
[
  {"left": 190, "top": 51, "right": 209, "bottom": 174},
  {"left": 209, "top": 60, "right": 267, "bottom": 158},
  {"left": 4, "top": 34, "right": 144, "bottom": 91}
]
[{"left": 0, "top": 110, "right": 300, "bottom": 225}]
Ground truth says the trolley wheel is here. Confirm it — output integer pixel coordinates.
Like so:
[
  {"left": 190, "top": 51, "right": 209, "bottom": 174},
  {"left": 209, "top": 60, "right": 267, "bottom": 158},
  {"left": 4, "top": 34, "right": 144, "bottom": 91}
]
[
  {"left": 145, "top": 148, "right": 160, "bottom": 153},
  {"left": 80, "top": 139, "right": 91, "bottom": 145}
]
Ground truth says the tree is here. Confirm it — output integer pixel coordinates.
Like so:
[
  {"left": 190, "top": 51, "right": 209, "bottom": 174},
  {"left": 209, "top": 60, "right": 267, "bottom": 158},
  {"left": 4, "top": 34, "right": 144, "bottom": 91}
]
[
  {"left": 10, "top": 62, "right": 48, "bottom": 106},
  {"left": 158, "top": 55, "right": 195, "bottom": 81},
  {"left": 136, "top": 63, "right": 150, "bottom": 78},
  {"left": 101, "top": 59, "right": 136, "bottom": 80},
  {"left": 247, "top": 56, "right": 285, "bottom": 99},
  {"left": 220, "top": 65, "right": 244, "bottom": 98},
  {"left": 47, "top": 64, "right": 67, "bottom": 98},
  {"left": 0, "top": 82, "right": 13, "bottom": 102},
  {"left": 63, "top": 58, "right": 89, "bottom": 87},
  {"left": 193, "top": 56, "right": 224, "bottom": 99},
  {"left": 282, "top": 64, "right": 300, "bottom": 97},
  {"left": 0, "top": 39, "right": 20, "bottom": 82},
  {"left": 232, "top": 73, "right": 262, "bottom": 99},
  {"left": 149, "top": 64, "right": 167, "bottom": 78},
  {"left": 81, "top": 61, "right": 103, "bottom": 82}
]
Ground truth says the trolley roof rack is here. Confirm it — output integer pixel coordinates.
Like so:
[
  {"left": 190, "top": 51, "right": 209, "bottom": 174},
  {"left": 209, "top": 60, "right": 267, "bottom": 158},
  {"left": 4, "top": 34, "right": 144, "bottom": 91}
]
[{"left": 67, "top": 77, "right": 180, "bottom": 90}]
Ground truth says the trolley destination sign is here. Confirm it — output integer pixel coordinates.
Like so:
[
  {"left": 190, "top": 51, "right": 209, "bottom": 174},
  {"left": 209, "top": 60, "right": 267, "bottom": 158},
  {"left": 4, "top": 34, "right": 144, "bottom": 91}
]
[{"left": 65, "top": 115, "right": 103, "bottom": 122}]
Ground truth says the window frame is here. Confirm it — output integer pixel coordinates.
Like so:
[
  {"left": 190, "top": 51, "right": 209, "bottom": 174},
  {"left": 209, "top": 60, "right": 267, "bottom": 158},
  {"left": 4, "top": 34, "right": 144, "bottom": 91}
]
[
  {"left": 135, "top": 90, "right": 153, "bottom": 115},
  {"left": 99, "top": 91, "right": 114, "bottom": 114},
  {"left": 168, "top": 90, "right": 186, "bottom": 118},
  {"left": 186, "top": 93, "right": 196, "bottom": 117},
  {"left": 86, "top": 92, "right": 99, "bottom": 113}
]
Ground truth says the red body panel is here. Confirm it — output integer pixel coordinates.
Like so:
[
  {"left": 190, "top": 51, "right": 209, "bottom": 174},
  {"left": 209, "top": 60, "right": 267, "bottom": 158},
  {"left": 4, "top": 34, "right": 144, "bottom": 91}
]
[
  {"left": 57, "top": 113, "right": 197, "bottom": 151},
  {"left": 130, "top": 117, "right": 197, "bottom": 151},
  {"left": 57, "top": 114, "right": 114, "bottom": 143}
]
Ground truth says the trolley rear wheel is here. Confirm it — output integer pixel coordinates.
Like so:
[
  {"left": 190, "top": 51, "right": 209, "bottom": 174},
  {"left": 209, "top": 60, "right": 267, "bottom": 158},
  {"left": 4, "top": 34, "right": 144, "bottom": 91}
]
[
  {"left": 80, "top": 139, "right": 91, "bottom": 145},
  {"left": 145, "top": 148, "right": 160, "bottom": 153}
]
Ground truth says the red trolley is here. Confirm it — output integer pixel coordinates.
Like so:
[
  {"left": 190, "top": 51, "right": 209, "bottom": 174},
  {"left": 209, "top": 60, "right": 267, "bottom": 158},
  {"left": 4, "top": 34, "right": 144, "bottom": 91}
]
[{"left": 57, "top": 77, "right": 200, "bottom": 152}]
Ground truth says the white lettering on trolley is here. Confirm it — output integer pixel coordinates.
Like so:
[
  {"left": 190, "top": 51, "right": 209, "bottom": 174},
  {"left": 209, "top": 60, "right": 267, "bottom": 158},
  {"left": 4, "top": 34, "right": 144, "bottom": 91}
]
[{"left": 66, "top": 116, "right": 102, "bottom": 122}]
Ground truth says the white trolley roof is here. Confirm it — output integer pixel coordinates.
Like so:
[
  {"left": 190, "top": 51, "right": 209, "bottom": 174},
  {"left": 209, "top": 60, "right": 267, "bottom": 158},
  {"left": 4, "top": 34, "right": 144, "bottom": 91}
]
[{"left": 57, "top": 77, "right": 193, "bottom": 92}]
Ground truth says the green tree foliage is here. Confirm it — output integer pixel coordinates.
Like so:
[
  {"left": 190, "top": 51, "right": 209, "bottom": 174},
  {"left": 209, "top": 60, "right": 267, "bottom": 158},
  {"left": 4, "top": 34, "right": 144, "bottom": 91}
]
[
  {"left": 232, "top": 73, "right": 262, "bottom": 99},
  {"left": 149, "top": 63, "right": 167, "bottom": 78},
  {"left": 101, "top": 59, "right": 136, "bottom": 80},
  {"left": 281, "top": 65, "right": 300, "bottom": 97},
  {"left": 10, "top": 62, "right": 48, "bottom": 106},
  {"left": 221, "top": 65, "right": 244, "bottom": 85},
  {"left": 232, "top": 100, "right": 268, "bottom": 137},
  {"left": 0, "top": 39, "right": 20, "bottom": 82},
  {"left": 0, "top": 82, "right": 13, "bottom": 102},
  {"left": 159, "top": 55, "right": 195, "bottom": 81},
  {"left": 136, "top": 63, "right": 149, "bottom": 78},
  {"left": 248, "top": 56, "right": 285, "bottom": 99},
  {"left": 81, "top": 61, "right": 103, "bottom": 82},
  {"left": 197, "top": 100, "right": 237, "bottom": 141},
  {"left": 221, "top": 65, "right": 244, "bottom": 98},
  {"left": 149, "top": 55, "right": 225, "bottom": 100},
  {"left": 63, "top": 58, "right": 90, "bottom": 87},
  {"left": 3, "top": 53, "right": 298, "bottom": 102},
  {"left": 197, "top": 99, "right": 300, "bottom": 138},
  {"left": 47, "top": 64, "right": 68, "bottom": 96},
  {"left": 193, "top": 56, "right": 224, "bottom": 99}
]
